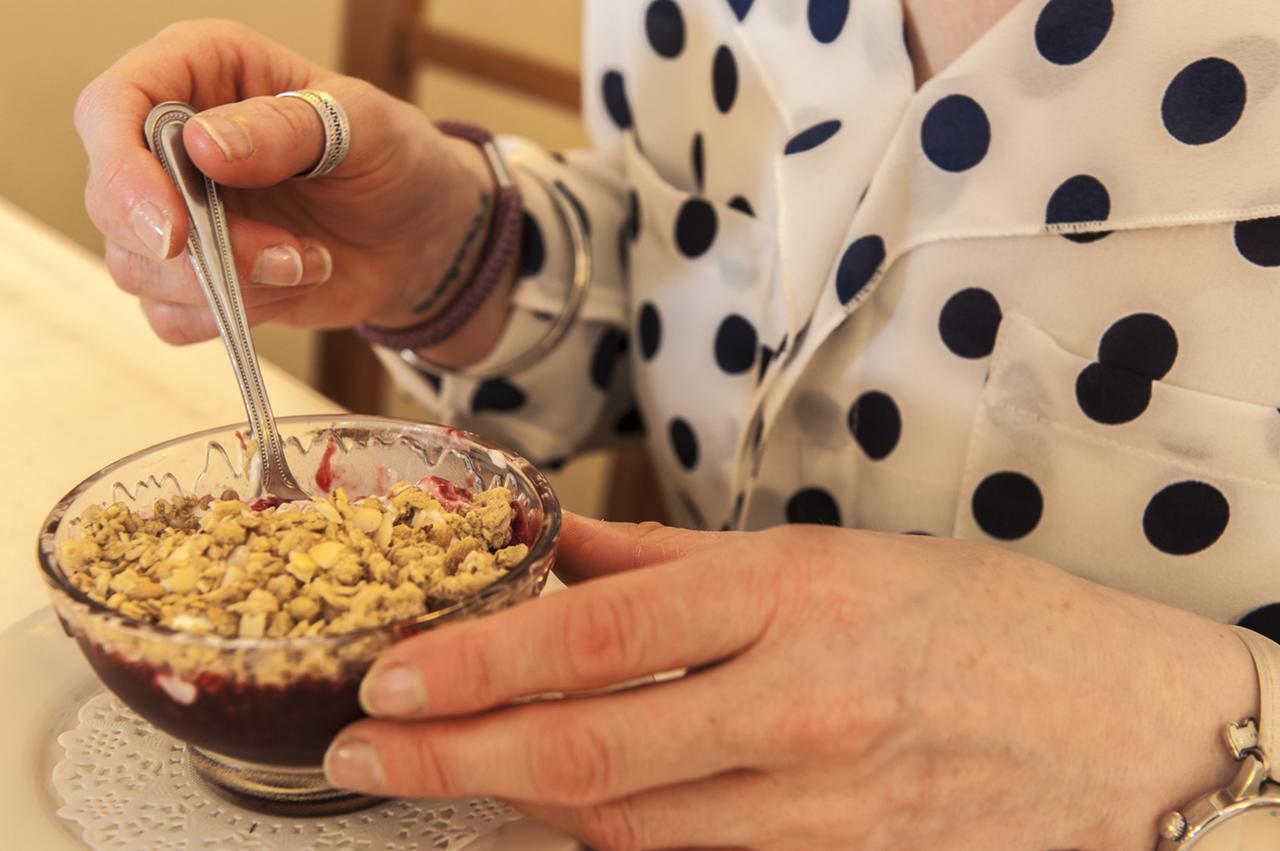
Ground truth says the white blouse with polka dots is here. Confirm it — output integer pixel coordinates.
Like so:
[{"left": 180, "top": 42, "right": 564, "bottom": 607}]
[{"left": 378, "top": 0, "right": 1280, "bottom": 637}]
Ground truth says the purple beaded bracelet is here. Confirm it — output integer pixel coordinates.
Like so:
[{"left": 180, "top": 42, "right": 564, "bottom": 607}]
[{"left": 355, "top": 121, "right": 523, "bottom": 351}]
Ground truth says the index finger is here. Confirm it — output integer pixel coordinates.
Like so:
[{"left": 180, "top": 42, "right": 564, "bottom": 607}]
[
  {"left": 358, "top": 540, "right": 777, "bottom": 720},
  {"left": 76, "top": 78, "right": 188, "bottom": 259},
  {"left": 74, "top": 21, "right": 317, "bottom": 259}
]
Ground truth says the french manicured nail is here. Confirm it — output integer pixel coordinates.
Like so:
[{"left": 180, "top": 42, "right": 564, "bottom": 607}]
[
  {"left": 130, "top": 201, "right": 172, "bottom": 259},
  {"left": 360, "top": 662, "right": 428, "bottom": 717},
  {"left": 253, "top": 244, "right": 304, "bottom": 286},
  {"left": 324, "top": 737, "right": 385, "bottom": 792},
  {"left": 192, "top": 115, "right": 254, "bottom": 161},
  {"left": 301, "top": 243, "right": 333, "bottom": 284}
]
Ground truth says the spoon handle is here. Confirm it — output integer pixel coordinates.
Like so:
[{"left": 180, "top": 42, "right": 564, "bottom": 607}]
[{"left": 144, "top": 102, "right": 307, "bottom": 500}]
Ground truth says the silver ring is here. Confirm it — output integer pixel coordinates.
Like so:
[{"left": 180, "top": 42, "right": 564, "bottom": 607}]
[{"left": 275, "top": 90, "right": 351, "bottom": 179}]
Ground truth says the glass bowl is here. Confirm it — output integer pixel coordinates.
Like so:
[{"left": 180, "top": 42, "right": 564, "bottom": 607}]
[{"left": 36, "top": 415, "right": 560, "bottom": 815}]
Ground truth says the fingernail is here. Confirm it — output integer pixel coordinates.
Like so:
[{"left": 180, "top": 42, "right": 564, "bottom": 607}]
[
  {"left": 130, "top": 201, "right": 172, "bottom": 259},
  {"left": 360, "top": 662, "right": 428, "bottom": 717},
  {"left": 324, "top": 736, "right": 385, "bottom": 793},
  {"left": 253, "top": 244, "right": 304, "bottom": 286},
  {"left": 193, "top": 115, "right": 254, "bottom": 161},
  {"left": 301, "top": 243, "right": 333, "bottom": 284}
]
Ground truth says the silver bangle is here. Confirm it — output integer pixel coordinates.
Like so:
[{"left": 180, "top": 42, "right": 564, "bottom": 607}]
[
  {"left": 275, "top": 90, "right": 351, "bottom": 179},
  {"left": 399, "top": 164, "right": 592, "bottom": 380}
]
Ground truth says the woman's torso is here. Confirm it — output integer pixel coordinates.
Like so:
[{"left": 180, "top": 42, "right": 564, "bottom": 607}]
[{"left": 585, "top": 0, "right": 1280, "bottom": 629}]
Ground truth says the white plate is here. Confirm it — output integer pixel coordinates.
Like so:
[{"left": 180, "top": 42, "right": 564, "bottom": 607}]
[{"left": 0, "top": 607, "right": 580, "bottom": 850}]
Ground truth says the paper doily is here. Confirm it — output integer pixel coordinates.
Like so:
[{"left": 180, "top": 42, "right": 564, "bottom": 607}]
[{"left": 53, "top": 692, "right": 522, "bottom": 850}]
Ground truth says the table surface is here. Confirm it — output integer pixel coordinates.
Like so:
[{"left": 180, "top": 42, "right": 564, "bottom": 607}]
[{"left": 0, "top": 197, "right": 576, "bottom": 850}]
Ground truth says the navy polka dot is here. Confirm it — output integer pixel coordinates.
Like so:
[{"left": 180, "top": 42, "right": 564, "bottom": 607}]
[
  {"left": 714, "top": 314, "right": 758, "bottom": 374},
  {"left": 713, "top": 45, "right": 738, "bottom": 113},
  {"left": 1034, "top": 0, "right": 1113, "bottom": 66},
  {"left": 921, "top": 95, "right": 991, "bottom": 173},
  {"left": 645, "top": 0, "right": 685, "bottom": 58},
  {"left": 728, "top": 195, "right": 755, "bottom": 216},
  {"left": 678, "top": 490, "right": 707, "bottom": 529},
  {"left": 669, "top": 417, "right": 700, "bottom": 470},
  {"left": 601, "top": 70, "right": 632, "bottom": 130},
  {"left": 1162, "top": 58, "right": 1247, "bottom": 146},
  {"left": 675, "top": 198, "right": 718, "bottom": 258},
  {"left": 414, "top": 367, "right": 442, "bottom": 394},
  {"left": 638, "top": 302, "right": 662, "bottom": 360},
  {"left": 1238, "top": 604, "right": 1280, "bottom": 644},
  {"left": 1045, "top": 174, "right": 1111, "bottom": 242},
  {"left": 617, "top": 223, "right": 631, "bottom": 275},
  {"left": 1076, "top": 312, "right": 1177, "bottom": 425},
  {"left": 757, "top": 343, "right": 774, "bottom": 382},
  {"left": 794, "top": 390, "right": 843, "bottom": 447},
  {"left": 1235, "top": 217, "right": 1280, "bottom": 268},
  {"left": 749, "top": 411, "right": 765, "bottom": 456},
  {"left": 938, "top": 288, "right": 1002, "bottom": 358},
  {"left": 727, "top": 0, "right": 753, "bottom": 22},
  {"left": 627, "top": 190, "right": 642, "bottom": 242},
  {"left": 1075, "top": 363, "right": 1154, "bottom": 425},
  {"left": 519, "top": 212, "right": 545, "bottom": 278},
  {"left": 972, "top": 472, "right": 1043, "bottom": 540},
  {"left": 807, "top": 0, "right": 850, "bottom": 44},
  {"left": 691, "top": 132, "right": 705, "bottom": 192},
  {"left": 591, "top": 329, "right": 627, "bottom": 391},
  {"left": 792, "top": 320, "right": 812, "bottom": 356},
  {"left": 1144, "top": 481, "right": 1230, "bottom": 555},
  {"left": 848, "top": 391, "right": 901, "bottom": 460},
  {"left": 785, "top": 120, "right": 843, "bottom": 155},
  {"left": 554, "top": 180, "right": 591, "bottom": 236},
  {"left": 472, "top": 378, "right": 526, "bottom": 414},
  {"left": 616, "top": 407, "right": 646, "bottom": 436},
  {"left": 786, "top": 487, "right": 842, "bottom": 525},
  {"left": 1098, "top": 313, "right": 1178, "bottom": 379},
  {"left": 1075, "top": 312, "right": 1172, "bottom": 424},
  {"left": 835, "top": 236, "right": 886, "bottom": 305}
]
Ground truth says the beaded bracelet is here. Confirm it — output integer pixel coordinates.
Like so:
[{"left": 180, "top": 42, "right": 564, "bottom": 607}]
[
  {"left": 355, "top": 121, "right": 523, "bottom": 350},
  {"left": 399, "top": 164, "right": 593, "bottom": 380}
]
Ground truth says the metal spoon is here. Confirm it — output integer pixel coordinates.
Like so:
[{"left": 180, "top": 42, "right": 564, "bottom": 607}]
[{"left": 144, "top": 102, "right": 309, "bottom": 502}]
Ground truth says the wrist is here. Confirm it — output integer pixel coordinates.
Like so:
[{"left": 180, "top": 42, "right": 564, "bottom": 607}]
[
  {"left": 1076, "top": 587, "right": 1258, "bottom": 848},
  {"left": 367, "top": 135, "right": 499, "bottom": 329}
]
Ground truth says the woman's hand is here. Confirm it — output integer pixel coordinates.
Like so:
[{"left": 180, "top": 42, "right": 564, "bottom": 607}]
[
  {"left": 75, "top": 19, "right": 506, "bottom": 354},
  {"left": 327, "top": 516, "right": 1257, "bottom": 850}
]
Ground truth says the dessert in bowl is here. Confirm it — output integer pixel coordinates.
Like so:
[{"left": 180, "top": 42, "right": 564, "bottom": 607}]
[{"left": 37, "top": 415, "right": 560, "bottom": 814}]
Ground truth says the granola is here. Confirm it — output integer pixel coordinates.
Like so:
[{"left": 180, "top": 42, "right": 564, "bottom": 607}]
[{"left": 59, "top": 480, "right": 529, "bottom": 639}]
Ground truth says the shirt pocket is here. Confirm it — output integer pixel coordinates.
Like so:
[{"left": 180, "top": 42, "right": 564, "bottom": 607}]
[{"left": 952, "top": 311, "right": 1280, "bottom": 624}]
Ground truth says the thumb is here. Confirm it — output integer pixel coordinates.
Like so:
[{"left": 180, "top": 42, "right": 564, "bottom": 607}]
[
  {"left": 182, "top": 77, "right": 374, "bottom": 188},
  {"left": 555, "top": 512, "right": 734, "bottom": 583}
]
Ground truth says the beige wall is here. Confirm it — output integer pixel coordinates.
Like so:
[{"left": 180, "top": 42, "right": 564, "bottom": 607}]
[
  {"left": 0, "top": 0, "right": 343, "bottom": 384},
  {"left": 1, "top": 0, "right": 610, "bottom": 515}
]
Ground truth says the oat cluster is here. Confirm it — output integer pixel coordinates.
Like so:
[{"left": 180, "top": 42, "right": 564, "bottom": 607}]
[{"left": 59, "top": 481, "right": 528, "bottom": 639}]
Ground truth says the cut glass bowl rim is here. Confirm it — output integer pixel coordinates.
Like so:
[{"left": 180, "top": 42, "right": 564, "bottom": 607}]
[{"left": 36, "top": 414, "right": 561, "bottom": 652}]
